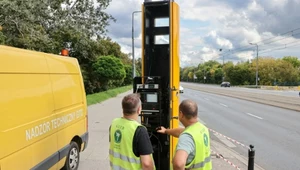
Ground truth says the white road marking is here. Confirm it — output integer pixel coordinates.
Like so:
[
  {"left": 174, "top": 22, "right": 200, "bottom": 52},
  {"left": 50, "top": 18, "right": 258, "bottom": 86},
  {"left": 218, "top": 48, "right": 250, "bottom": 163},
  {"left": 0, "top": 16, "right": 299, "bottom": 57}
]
[
  {"left": 219, "top": 103, "right": 228, "bottom": 107},
  {"left": 246, "top": 113, "right": 263, "bottom": 120},
  {"left": 214, "top": 133, "right": 236, "bottom": 148},
  {"left": 204, "top": 98, "right": 210, "bottom": 101}
]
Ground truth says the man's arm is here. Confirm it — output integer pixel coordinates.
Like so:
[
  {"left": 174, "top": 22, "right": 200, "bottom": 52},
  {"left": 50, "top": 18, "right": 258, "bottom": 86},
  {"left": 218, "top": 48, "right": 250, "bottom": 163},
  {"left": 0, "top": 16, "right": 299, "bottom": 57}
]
[
  {"left": 173, "top": 133, "right": 195, "bottom": 170},
  {"left": 140, "top": 154, "right": 155, "bottom": 170},
  {"left": 134, "top": 126, "right": 155, "bottom": 170},
  {"left": 157, "top": 126, "right": 184, "bottom": 138},
  {"left": 173, "top": 150, "right": 188, "bottom": 170}
]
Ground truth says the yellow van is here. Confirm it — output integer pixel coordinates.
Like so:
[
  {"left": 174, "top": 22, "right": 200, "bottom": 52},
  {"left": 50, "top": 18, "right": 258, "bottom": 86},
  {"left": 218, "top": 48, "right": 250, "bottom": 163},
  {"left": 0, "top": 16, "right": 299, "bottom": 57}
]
[{"left": 0, "top": 45, "right": 89, "bottom": 170}]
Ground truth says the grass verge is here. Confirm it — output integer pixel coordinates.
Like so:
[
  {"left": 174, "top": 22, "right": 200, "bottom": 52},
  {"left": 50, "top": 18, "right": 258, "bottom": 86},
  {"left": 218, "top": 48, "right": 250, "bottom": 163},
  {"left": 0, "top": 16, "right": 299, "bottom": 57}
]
[{"left": 86, "top": 85, "right": 132, "bottom": 106}]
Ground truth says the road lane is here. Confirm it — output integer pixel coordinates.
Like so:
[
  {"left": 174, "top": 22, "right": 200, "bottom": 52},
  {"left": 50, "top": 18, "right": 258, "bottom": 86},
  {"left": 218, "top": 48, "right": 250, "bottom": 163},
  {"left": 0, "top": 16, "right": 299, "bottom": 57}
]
[
  {"left": 182, "top": 82, "right": 300, "bottom": 112},
  {"left": 180, "top": 88, "right": 300, "bottom": 170},
  {"left": 245, "top": 113, "right": 263, "bottom": 120},
  {"left": 181, "top": 82, "right": 300, "bottom": 98}
]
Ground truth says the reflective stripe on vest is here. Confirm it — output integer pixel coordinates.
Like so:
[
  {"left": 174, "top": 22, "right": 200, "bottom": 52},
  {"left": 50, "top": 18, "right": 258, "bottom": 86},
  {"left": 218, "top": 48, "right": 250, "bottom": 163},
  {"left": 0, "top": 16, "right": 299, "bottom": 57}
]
[
  {"left": 109, "top": 149, "right": 141, "bottom": 164},
  {"left": 190, "top": 156, "right": 211, "bottom": 169},
  {"left": 182, "top": 122, "right": 212, "bottom": 170}
]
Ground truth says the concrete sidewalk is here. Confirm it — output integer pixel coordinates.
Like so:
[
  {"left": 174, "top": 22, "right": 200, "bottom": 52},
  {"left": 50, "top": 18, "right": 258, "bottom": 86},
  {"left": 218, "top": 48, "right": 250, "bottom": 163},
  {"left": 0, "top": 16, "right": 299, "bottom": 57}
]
[{"left": 79, "top": 91, "right": 262, "bottom": 170}]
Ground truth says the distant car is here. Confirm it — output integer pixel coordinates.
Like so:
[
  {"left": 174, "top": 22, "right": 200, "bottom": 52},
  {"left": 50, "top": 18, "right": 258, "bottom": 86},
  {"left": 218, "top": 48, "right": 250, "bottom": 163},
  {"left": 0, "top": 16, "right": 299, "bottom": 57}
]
[
  {"left": 179, "top": 85, "right": 184, "bottom": 93},
  {"left": 221, "top": 82, "right": 230, "bottom": 87}
]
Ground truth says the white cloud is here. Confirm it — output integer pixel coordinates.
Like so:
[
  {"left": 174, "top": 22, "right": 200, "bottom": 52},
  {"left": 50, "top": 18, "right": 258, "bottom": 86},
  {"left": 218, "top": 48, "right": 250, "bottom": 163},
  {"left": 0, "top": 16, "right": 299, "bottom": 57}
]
[{"left": 105, "top": 0, "right": 300, "bottom": 68}]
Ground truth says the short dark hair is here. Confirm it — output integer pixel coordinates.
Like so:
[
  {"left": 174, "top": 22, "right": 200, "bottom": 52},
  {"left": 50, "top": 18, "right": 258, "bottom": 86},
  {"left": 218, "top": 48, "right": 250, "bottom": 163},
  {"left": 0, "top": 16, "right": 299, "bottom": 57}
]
[
  {"left": 122, "top": 93, "right": 141, "bottom": 115},
  {"left": 179, "top": 99, "right": 198, "bottom": 119}
]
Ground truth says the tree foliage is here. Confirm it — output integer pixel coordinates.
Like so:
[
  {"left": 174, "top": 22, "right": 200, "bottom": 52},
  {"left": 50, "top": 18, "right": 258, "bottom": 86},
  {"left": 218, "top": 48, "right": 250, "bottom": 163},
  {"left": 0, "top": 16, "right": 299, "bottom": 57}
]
[
  {"left": 0, "top": 0, "right": 114, "bottom": 52},
  {"left": 0, "top": 31, "right": 5, "bottom": 44},
  {"left": 92, "top": 56, "right": 126, "bottom": 90},
  {"left": 181, "top": 57, "right": 300, "bottom": 86},
  {"left": 123, "top": 64, "right": 133, "bottom": 85},
  {"left": 282, "top": 56, "right": 300, "bottom": 68}
]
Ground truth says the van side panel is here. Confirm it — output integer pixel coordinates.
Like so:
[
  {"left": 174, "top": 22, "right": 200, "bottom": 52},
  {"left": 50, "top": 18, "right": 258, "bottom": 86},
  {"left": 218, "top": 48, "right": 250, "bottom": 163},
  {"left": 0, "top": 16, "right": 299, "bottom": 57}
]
[
  {"left": 45, "top": 55, "right": 87, "bottom": 168},
  {"left": 0, "top": 46, "right": 57, "bottom": 170},
  {"left": 50, "top": 74, "right": 86, "bottom": 138}
]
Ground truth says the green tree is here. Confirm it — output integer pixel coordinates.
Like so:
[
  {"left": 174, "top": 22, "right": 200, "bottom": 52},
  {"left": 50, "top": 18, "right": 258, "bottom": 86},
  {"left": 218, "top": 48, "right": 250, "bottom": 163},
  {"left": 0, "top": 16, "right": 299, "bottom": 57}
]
[
  {"left": 182, "top": 67, "right": 192, "bottom": 81},
  {"left": 123, "top": 64, "right": 133, "bottom": 85},
  {"left": 227, "top": 62, "right": 251, "bottom": 85},
  {"left": 274, "top": 59, "right": 299, "bottom": 85},
  {"left": 188, "top": 72, "right": 194, "bottom": 80},
  {"left": 98, "top": 38, "right": 123, "bottom": 58},
  {"left": 182, "top": 67, "right": 195, "bottom": 82},
  {"left": 136, "top": 58, "right": 142, "bottom": 77},
  {"left": 0, "top": 31, "right": 5, "bottom": 44},
  {"left": 282, "top": 56, "right": 300, "bottom": 68},
  {"left": 0, "top": 0, "right": 114, "bottom": 52},
  {"left": 92, "top": 56, "right": 126, "bottom": 90},
  {"left": 214, "top": 68, "right": 223, "bottom": 84}
]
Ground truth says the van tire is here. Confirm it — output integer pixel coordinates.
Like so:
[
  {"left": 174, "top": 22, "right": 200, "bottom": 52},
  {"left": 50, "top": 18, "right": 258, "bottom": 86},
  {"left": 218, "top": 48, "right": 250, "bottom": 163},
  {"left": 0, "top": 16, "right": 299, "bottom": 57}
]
[{"left": 62, "top": 141, "right": 80, "bottom": 170}]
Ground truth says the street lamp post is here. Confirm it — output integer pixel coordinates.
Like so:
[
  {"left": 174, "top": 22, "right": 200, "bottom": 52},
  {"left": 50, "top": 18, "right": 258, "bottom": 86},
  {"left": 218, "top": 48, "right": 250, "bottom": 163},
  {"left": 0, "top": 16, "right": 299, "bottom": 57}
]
[
  {"left": 250, "top": 43, "right": 259, "bottom": 88},
  {"left": 219, "top": 49, "right": 224, "bottom": 81},
  {"left": 132, "top": 10, "right": 142, "bottom": 78}
]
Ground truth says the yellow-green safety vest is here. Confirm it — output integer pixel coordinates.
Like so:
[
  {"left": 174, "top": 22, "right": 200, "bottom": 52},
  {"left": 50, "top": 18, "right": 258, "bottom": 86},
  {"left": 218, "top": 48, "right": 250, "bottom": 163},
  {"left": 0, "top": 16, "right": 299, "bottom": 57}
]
[
  {"left": 109, "top": 118, "right": 146, "bottom": 170},
  {"left": 181, "top": 122, "right": 212, "bottom": 170}
]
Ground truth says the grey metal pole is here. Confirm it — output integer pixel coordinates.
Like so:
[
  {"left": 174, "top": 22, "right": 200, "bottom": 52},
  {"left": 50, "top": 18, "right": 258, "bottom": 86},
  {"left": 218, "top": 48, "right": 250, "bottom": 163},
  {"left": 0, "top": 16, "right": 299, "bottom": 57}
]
[
  {"left": 256, "top": 44, "right": 258, "bottom": 88},
  {"left": 219, "top": 49, "right": 224, "bottom": 81},
  {"left": 223, "top": 55, "right": 224, "bottom": 81},
  {"left": 249, "top": 43, "right": 258, "bottom": 88},
  {"left": 132, "top": 12, "right": 135, "bottom": 78},
  {"left": 132, "top": 11, "right": 141, "bottom": 78}
]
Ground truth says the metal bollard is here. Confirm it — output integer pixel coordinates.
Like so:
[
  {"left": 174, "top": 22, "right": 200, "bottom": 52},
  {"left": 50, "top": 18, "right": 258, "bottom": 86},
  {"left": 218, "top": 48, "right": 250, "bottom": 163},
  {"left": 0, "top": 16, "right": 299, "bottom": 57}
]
[{"left": 248, "top": 145, "right": 255, "bottom": 170}]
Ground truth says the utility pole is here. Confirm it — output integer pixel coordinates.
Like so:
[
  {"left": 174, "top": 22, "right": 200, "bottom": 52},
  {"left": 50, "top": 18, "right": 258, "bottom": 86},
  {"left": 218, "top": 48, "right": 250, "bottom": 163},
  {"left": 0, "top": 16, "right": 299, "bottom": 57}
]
[
  {"left": 132, "top": 11, "right": 142, "bottom": 78},
  {"left": 250, "top": 43, "right": 259, "bottom": 88},
  {"left": 219, "top": 49, "right": 224, "bottom": 81}
]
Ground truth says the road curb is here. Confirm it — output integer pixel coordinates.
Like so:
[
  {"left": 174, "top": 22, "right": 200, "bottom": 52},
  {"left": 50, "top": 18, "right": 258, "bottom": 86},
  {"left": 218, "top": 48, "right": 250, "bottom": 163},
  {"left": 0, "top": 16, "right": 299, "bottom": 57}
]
[{"left": 210, "top": 140, "right": 265, "bottom": 170}]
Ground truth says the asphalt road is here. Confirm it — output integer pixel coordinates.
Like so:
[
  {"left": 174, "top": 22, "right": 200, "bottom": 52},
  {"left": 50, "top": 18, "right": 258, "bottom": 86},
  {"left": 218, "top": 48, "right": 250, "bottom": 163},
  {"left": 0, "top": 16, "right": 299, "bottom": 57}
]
[
  {"left": 180, "top": 88, "right": 300, "bottom": 170},
  {"left": 182, "top": 82, "right": 300, "bottom": 98}
]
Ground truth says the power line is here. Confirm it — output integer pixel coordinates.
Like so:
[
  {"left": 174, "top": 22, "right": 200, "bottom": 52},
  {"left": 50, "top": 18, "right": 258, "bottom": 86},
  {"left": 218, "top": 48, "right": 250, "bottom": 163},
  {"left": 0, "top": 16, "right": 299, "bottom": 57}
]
[
  {"left": 259, "top": 41, "right": 300, "bottom": 55},
  {"left": 259, "top": 39, "right": 300, "bottom": 52},
  {"left": 256, "top": 27, "right": 300, "bottom": 44},
  {"left": 220, "top": 26, "right": 300, "bottom": 56},
  {"left": 190, "top": 26, "right": 300, "bottom": 62},
  {"left": 259, "top": 32, "right": 300, "bottom": 46}
]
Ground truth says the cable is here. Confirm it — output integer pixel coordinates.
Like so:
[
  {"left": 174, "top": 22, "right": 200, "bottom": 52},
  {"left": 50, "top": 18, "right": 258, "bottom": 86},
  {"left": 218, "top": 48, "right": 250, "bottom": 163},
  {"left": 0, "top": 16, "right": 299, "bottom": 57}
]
[
  {"left": 259, "top": 42, "right": 300, "bottom": 55},
  {"left": 257, "top": 27, "right": 300, "bottom": 44},
  {"left": 218, "top": 26, "right": 300, "bottom": 56},
  {"left": 191, "top": 26, "right": 300, "bottom": 59},
  {"left": 259, "top": 39, "right": 300, "bottom": 52},
  {"left": 259, "top": 32, "right": 300, "bottom": 47},
  {"left": 149, "top": 131, "right": 163, "bottom": 152}
]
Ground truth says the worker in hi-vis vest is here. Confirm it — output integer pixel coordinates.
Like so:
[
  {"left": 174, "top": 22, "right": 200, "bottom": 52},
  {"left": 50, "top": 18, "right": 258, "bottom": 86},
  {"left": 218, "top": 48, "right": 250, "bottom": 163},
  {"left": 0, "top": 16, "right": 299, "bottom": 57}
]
[
  {"left": 157, "top": 99, "right": 212, "bottom": 170},
  {"left": 109, "top": 93, "right": 155, "bottom": 170}
]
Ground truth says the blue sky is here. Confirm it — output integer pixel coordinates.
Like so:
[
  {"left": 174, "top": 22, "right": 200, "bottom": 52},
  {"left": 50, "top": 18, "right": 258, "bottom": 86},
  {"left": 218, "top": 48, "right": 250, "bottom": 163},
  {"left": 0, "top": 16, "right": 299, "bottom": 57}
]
[{"left": 105, "top": 0, "right": 300, "bottom": 67}]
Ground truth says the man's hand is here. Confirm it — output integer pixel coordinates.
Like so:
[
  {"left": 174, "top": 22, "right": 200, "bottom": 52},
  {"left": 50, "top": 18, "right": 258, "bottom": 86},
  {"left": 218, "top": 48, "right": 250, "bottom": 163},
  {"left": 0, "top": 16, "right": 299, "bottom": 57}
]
[
  {"left": 156, "top": 126, "right": 167, "bottom": 134},
  {"left": 156, "top": 127, "right": 184, "bottom": 138}
]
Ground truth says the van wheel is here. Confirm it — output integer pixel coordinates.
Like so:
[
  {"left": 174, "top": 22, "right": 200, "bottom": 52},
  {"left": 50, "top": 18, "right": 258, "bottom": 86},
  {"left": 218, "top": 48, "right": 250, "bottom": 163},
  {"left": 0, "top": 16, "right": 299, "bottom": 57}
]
[{"left": 62, "top": 141, "right": 80, "bottom": 170}]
